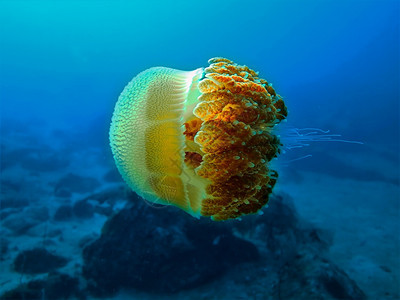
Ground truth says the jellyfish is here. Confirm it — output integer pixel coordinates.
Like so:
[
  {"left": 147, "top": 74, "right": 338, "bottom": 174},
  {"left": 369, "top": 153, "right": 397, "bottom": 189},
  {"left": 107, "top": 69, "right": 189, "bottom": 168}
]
[{"left": 109, "top": 57, "right": 287, "bottom": 221}]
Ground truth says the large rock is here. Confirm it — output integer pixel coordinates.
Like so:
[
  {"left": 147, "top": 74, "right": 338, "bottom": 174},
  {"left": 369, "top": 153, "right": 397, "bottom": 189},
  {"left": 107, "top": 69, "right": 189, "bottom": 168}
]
[
  {"left": 1, "top": 237, "right": 9, "bottom": 259},
  {"left": 230, "top": 194, "right": 365, "bottom": 299},
  {"left": 0, "top": 196, "right": 29, "bottom": 210},
  {"left": 81, "top": 192, "right": 366, "bottom": 299},
  {"left": 3, "top": 206, "right": 50, "bottom": 235},
  {"left": 13, "top": 248, "right": 68, "bottom": 274},
  {"left": 53, "top": 205, "right": 73, "bottom": 221},
  {"left": 72, "top": 199, "right": 94, "bottom": 219},
  {"left": 2, "top": 215, "right": 38, "bottom": 235},
  {"left": 277, "top": 254, "right": 366, "bottom": 299},
  {"left": 82, "top": 193, "right": 259, "bottom": 297},
  {"left": 0, "top": 272, "right": 80, "bottom": 300},
  {"left": 233, "top": 194, "right": 333, "bottom": 266}
]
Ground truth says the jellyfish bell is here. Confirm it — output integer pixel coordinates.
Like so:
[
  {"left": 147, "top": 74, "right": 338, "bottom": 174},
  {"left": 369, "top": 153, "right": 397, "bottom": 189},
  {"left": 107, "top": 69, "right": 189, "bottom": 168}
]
[{"left": 109, "top": 57, "right": 287, "bottom": 221}]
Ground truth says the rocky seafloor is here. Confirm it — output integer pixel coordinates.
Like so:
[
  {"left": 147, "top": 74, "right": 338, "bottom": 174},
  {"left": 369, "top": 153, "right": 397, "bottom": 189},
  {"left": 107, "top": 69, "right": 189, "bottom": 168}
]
[{"left": 0, "top": 119, "right": 397, "bottom": 299}]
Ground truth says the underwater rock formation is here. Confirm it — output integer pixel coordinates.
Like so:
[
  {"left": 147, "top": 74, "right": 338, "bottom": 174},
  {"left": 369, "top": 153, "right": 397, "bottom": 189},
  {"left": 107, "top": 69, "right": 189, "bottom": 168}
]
[
  {"left": 0, "top": 272, "right": 80, "bottom": 300},
  {"left": 13, "top": 248, "right": 68, "bottom": 274},
  {"left": 0, "top": 196, "right": 29, "bottom": 209},
  {"left": 1, "top": 188, "right": 366, "bottom": 299},
  {"left": 3, "top": 206, "right": 49, "bottom": 236},
  {"left": 82, "top": 192, "right": 259, "bottom": 296},
  {"left": 81, "top": 192, "right": 366, "bottom": 299},
  {"left": 110, "top": 57, "right": 287, "bottom": 220},
  {"left": 230, "top": 195, "right": 366, "bottom": 299},
  {"left": 277, "top": 254, "right": 366, "bottom": 299},
  {"left": 72, "top": 199, "right": 94, "bottom": 219},
  {"left": 53, "top": 205, "right": 73, "bottom": 221}
]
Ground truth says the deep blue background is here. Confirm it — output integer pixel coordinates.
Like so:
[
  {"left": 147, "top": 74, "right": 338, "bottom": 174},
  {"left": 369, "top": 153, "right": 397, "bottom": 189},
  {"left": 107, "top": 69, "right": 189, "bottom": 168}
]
[
  {"left": 0, "top": 0, "right": 399, "bottom": 169},
  {"left": 0, "top": 2, "right": 399, "bottom": 297}
]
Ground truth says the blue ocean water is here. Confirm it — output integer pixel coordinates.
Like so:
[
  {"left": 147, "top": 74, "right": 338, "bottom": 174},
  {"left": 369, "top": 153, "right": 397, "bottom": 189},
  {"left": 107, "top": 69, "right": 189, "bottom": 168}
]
[{"left": 0, "top": 0, "right": 399, "bottom": 299}]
